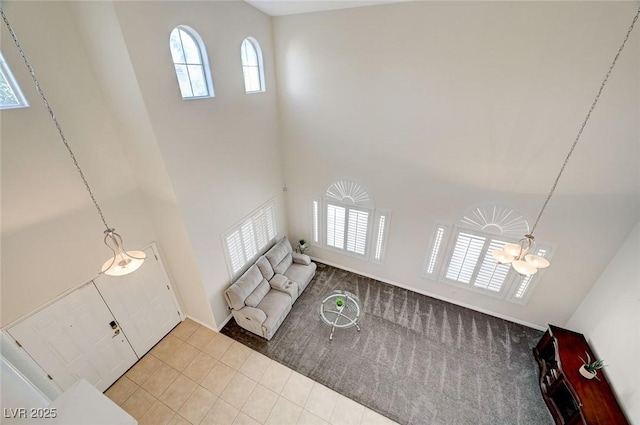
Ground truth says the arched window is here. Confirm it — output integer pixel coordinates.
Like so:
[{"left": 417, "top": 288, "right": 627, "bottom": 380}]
[
  {"left": 240, "top": 37, "right": 265, "bottom": 93},
  {"left": 312, "top": 179, "right": 390, "bottom": 262},
  {"left": 169, "top": 26, "right": 214, "bottom": 99},
  {"left": 423, "top": 203, "right": 551, "bottom": 304},
  {"left": 0, "top": 52, "right": 28, "bottom": 109}
]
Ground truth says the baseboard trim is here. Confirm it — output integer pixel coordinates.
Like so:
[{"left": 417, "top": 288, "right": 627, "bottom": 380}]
[
  {"left": 186, "top": 315, "right": 223, "bottom": 333},
  {"left": 310, "top": 257, "right": 547, "bottom": 332},
  {"left": 216, "top": 314, "right": 234, "bottom": 332}
]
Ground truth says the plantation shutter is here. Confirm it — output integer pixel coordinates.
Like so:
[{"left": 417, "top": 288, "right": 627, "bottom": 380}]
[
  {"left": 474, "top": 239, "right": 511, "bottom": 292},
  {"left": 225, "top": 231, "right": 245, "bottom": 274},
  {"left": 346, "top": 209, "right": 369, "bottom": 255},
  {"left": 373, "top": 213, "right": 387, "bottom": 262},
  {"left": 265, "top": 202, "right": 277, "bottom": 240},
  {"left": 513, "top": 248, "right": 547, "bottom": 299},
  {"left": 252, "top": 210, "right": 267, "bottom": 250},
  {"left": 446, "top": 232, "right": 485, "bottom": 283},
  {"left": 425, "top": 226, "right": 446, "bottom": 275},
  {"left": 312, "top": 200, "right": 319, "bottom": 243},
  {"left": 326, "top": 204, "right": 346, "bottom": 249},
  {"left": 241, "top": 220, "right": 257, "bottom": 259}
]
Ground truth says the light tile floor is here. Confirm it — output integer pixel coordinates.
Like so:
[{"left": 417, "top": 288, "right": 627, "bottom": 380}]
[{"left": 105, "top": 319, "right": 398, "bottom": 425}]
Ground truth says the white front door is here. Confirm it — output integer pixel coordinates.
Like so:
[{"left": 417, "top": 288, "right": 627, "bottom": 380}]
[
  {"left": 7, "top": 283, "right": 138, "bottom": 392},
  {"left": 93, "top": 245, "right": 182, "bottom": 358}
]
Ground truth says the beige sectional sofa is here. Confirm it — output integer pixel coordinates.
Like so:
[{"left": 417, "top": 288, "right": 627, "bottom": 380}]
[{"left": 224, "top": 237, "right": 316, "bottom": 340}]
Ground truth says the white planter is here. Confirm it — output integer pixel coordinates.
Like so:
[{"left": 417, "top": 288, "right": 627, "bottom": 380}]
[{"left": 579, "top": 365, "right": 597, "bottom": 379}]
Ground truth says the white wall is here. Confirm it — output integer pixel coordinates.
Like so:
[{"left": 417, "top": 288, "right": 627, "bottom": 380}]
[
  {"left": 68, "top": 1, "right": 216, "bottom": 329},
  {"left": 273, "top": 1, "right": 640, "bottom": 328},
  {"left": 566, "top": 221, "right": 640, "bottom": 423},
  {"left": 108, "top": 1, "right": 286, "bottom": 326},
  {"left": 0, "top": 1, "right": 156, "bottom": 326}
]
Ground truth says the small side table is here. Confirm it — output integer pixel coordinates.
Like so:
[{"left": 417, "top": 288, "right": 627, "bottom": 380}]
[{"left": 319, "top": 290, "right": 362, "bottom": 340}]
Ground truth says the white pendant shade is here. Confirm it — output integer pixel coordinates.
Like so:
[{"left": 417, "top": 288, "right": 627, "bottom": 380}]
[
  {"left": 492, "top": 250, "right": 514, "bottom": 264},
  {"left": 102, "top": 250, "right": 146, "bottom": 276},
  {"left": 503, "top": 243, "right": 522, "bottom": 256},
  {"left": 512, "top": 260, "right": 538, "bottom": 276},
  {"left": 525, "top": 254, "right": 550, "bottom": 269}
]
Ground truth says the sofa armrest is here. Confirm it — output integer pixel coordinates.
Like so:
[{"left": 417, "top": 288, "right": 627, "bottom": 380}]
[
  {"left": 292, "top": 253, "right": 311, "bottom": 265},
  {"left": 232, "top": 306, "right": 267, "bottom": 337}
]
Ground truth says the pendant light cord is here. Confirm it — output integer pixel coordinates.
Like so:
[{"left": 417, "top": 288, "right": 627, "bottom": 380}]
[
  {"left": 1, "top": 8, "right": 111, "bottom": 231},
  {"left": 530, "top": 6, "right": 640, "bottom": 234}
]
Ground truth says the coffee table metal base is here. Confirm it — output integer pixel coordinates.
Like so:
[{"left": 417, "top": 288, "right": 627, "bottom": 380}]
[{"left": 319, "top": 290, "right": 362, "bottom": 340}]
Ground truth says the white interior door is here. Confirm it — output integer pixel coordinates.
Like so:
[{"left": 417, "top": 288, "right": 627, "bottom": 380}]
[
  {"left": 93, "top": 244, "right": 182, "bottom": 358},
  {"left": 7, "top": 283, "right": 138, "bottom": 392}
]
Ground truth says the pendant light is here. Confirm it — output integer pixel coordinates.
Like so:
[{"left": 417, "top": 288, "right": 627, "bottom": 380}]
[
  {"left": 493, "top": 7, "right": 640, "bottom": 276},
  {"left": 1, "top": 9, "right": 146, "bottom": 277}
]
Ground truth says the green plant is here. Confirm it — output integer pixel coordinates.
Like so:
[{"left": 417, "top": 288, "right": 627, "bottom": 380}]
[
  {"left": 299, "top": 239, "right": 307, "bottom": 246},
  {"left": 583, "top": 352, "right": 606, "bottom": 374},
  {"left": 335, "top": 297, "right": 344, "bottom": 307}
]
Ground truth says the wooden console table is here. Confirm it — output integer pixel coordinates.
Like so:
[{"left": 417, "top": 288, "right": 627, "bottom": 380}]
[{"left": 533, "top": 325, "right": 629, "bottom": 424}]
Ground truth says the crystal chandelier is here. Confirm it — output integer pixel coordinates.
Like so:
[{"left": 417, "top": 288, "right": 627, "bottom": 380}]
[
  {"left": 493, "top": 7, "right": 640, "bottom": 276},
  {"left": 2, "top": 9, "right": 146, "bottom": 277}
]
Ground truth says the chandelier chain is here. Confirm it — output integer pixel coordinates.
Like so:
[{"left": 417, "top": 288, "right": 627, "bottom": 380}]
[
  {"left": 1, "top": 8, "right": 111, "bottom": 231},
  {"left": 531, "top": 6, "right": 640, "bottom": 234}
]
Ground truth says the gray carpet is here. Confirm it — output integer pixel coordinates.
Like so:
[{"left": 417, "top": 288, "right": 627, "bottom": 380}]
[{"left": 221, "top": 263, "right": 553, "bottom": 425}]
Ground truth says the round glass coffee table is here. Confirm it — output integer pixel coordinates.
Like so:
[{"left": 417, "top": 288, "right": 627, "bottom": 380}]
[{"left": 319, "top": 290, "right": 362, "bottom": 340}]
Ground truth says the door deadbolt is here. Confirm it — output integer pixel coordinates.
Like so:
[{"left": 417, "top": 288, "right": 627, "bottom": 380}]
[{"left": 109, "top": 321, "right": 118, "bottom": 330}]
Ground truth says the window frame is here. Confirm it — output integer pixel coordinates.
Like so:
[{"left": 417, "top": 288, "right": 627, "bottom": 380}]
[
  {"left": 0, "top": 52, "right": 28, "bottom": 110},
  {"left": 323, "top": 201, "right": 372, "bottom": 259},
  {"left": 169, "top": 25, "right": 214, "bottom": 100},
  {"left": 371, "top": 210, "right": 390, "bottom": 264},
  {"left": 240, "top": 37, "right": 265, "bottom": 94},
  {"left": 422, "top": 205, "right": 553, "bottom": 304}
]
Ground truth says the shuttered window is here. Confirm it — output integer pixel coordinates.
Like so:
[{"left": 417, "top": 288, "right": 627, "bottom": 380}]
[
  {"left": 326, "top": 204, "right": 346, "bottom": 249},
  {"left": 425, "top": 225, "right": 446, "bottom": 275},
  {"left": 474, "top": 239, "right": 511, "bottom": 292},
  {"left": 0, "top": 53, "right": 28, "bottom": 110},
  {"left": 223, "top": 199, "right": 278, "bottom": 277},
  {"left": 510, "top": 247, "right": 548, "bottom": 302},
  {"left": 372, "top": 212, "right": 389, "bottom": 263},
  {"left": 424, "top": 204, "right": 552, "bottom": 304},
  {"left": 445, "top": 233, "right": 485, "bottom": 284},
  {"left": 312, "top": 200, "right": 319, "bottom": 244},
  {"left": 320, "top": 180, "right": 389, "bottom": 262},
  {"left": 346, "top": 209, "right": 369, "bottom": 255},
  {"left": 225, "top": 231, "right": 245, "bottom": 275}
]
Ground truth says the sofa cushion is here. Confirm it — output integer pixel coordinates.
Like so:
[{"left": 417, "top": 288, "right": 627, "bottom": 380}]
[
  {"left": 258, "top": 290, "right": 292, "bottom": 340},
  {"left": 284, "top": 262, "right": 317, "bottom": 294},
  {"left": 255, "top": 256, "right": 274, "bottom": 281},
  {"left": 225, "top": 265, "right": 263, "bottom": 310},
  {"left": 245, "top": 279, "right": 271, "bottom": 308},
  {"left": 266, "top": 237, "right": 293, "bottom": 275}
]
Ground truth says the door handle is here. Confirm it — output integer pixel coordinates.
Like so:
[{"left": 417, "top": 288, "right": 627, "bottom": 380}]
[{"left": 109, "top": 320, "right": 120, "bottom": 337}]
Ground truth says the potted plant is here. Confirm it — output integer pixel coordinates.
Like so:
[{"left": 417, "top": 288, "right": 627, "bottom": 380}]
[
  {"left": 298, "top": 238, "right": 309, "bottom": 254},
  {"left": 579, "top": 352, "right": 606, "bottom": 380}
]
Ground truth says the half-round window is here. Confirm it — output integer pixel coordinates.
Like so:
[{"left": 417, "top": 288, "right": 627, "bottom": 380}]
[
  {"left": 169, "top": 26, "right": 214, "bottom": 99},
  {"left": 458, "top": 204, "right": 529, "bottom": 237},
  {"left": 240, "top": 37, "right": 265, "bottom": 93}
]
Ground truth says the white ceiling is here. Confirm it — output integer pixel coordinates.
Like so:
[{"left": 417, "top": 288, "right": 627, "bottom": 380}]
[{"left": 244, "top": 0, "right": 408, "bottom": 16}]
